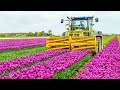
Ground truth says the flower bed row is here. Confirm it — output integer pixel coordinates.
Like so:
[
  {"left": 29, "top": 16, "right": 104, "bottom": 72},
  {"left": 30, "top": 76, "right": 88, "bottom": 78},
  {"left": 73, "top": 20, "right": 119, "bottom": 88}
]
[
  {"left": 77, "top": 37, "right": 120, "bottom": 79},
  {"left": 53, "top": 53, "right": 93, "bottom": 79},
  {"left": 3, "top": 49, "right": 92, "bottom": 79},
  {"left": 0, "top": 38, "right": 46, "bottom": 51},
  {"left": 0, "top": 49, "right": 67, "bottom": 76}
]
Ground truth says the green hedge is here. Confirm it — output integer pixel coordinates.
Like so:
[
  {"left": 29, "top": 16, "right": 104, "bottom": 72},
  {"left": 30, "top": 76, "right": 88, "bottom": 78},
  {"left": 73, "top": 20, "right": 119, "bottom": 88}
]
[{"left": 53, "top": 53, "right": 93, "bottom": 79}]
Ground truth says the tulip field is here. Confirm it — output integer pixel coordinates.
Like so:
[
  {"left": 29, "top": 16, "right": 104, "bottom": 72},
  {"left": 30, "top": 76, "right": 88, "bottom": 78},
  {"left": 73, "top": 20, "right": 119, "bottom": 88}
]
[
  {"left": 0, "top": 38, "right": 46, "bottom": 51},
  {"left": 77, "top": 37, "right": 120, "bottom": 79},
  {"left": 0, "top": 36, "right": 119, "bottom": 79}
]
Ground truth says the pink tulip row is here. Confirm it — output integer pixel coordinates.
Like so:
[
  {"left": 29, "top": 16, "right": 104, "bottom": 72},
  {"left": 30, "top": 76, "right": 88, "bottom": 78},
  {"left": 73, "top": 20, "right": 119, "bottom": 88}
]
[
  {"left": 6, "top": 49, "right": 92, "bottom": 79},
  {"left": 77, "top": 37, "right": 120, "bottom": 79},
  {"left": 0, "top": 49, "right": 67, "bottom": 75},
  {"left": 0, "top": 38, "right": 46, "bottom": 51}
]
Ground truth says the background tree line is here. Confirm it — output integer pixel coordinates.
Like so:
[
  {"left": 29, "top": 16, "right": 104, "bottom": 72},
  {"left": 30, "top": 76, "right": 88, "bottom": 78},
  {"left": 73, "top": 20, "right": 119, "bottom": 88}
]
[
  {"left": 0, "top": 30, "right": 54, "bottom": 37},
  {"left": 0, "top": 30, "right": 120, "bottom": 37}
]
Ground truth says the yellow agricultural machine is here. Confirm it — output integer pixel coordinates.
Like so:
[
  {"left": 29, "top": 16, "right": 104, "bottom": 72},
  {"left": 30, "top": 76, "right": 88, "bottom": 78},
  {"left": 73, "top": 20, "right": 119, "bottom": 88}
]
[{"left": 46, "top": 16, "right": 103, "bottom": 53}]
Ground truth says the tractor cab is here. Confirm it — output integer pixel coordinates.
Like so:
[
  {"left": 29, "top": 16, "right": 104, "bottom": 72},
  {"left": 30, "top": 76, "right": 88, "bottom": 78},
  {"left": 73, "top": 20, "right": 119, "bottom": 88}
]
[
  {"left": 71, "top": 16, "right": 95, "bottom": 30},
  {"left": 61, "top": 16, "right": 99, "bottom": 36}
]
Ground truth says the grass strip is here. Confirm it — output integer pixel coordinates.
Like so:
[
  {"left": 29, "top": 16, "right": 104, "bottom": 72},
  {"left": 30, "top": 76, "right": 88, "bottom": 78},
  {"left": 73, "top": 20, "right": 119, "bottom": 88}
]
[
  {"left": 0, "top": 45, "right": 46, "bottom": 61},
  {"left": 117, "top": 35, "right": 120, "bottom": 44},
  {"left": 103, "top": 36, "right": 114, "bottom": 47},
  {"left": 53, "top": 53, "right": 93, "bottom": 79}
]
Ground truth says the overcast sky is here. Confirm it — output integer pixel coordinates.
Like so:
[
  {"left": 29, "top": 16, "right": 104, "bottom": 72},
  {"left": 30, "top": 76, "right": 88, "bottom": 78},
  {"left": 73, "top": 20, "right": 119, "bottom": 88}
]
[{"left": 0, "top": 11, "right": 119, "bottom": 35}]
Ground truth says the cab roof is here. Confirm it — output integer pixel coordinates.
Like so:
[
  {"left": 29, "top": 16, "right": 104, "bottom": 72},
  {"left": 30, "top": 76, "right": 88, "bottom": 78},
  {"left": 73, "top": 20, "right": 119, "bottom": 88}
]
[{"left": 72, "top": 16, "right": 93, "bottom": 20}]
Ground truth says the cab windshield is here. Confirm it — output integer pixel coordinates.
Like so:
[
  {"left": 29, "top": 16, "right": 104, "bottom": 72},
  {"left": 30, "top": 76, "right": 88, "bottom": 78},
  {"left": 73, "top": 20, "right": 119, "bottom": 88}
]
[
  {"left": 72, "top": 19, "right": 94, "bottom": 30},
  {"left": 72, "top": 20, "right": 88, "bottom": 29}
]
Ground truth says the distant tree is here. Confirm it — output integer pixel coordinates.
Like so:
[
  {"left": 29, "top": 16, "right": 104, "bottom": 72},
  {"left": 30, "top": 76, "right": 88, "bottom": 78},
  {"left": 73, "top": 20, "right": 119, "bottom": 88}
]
[
  {"left": 62, "top": 32, "right": 65, "bottom": 36},
  {"left": 0, "top": 34, "right": 6, "bottom": 37},
  {"left": 42, "top": 31, "right": 44, "bottom": 33},
  {"left": 42, "top": 31, "right": 45, "bottom": 36},
  {"left": 48, "top": 30, "right": 52, "bottom": 35},
  {"left": 39, "top": 32, "right": 43, "bottom": 36},
  {"left": 26, "top": 32, "right": 34, "bottom": 36},
  {"left": 34, "top": 32, "right": 39, "bottom": 36},
  {"left": 46, "top": 33, "right": 49, "bottom": 36},
  {"left": 45, "top": 32, "right": 48, "bottom": 36}
]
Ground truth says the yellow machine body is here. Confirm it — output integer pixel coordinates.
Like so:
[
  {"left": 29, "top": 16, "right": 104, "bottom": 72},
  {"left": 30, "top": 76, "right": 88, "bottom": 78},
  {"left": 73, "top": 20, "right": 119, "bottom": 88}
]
[
  {"left": 46, "top": 35, "right": 102, "bottom": 53},
  {"left": 46, "top": 36, "right": 70, "bottom": 50},
  {"left": 65, "top": 29, "right": 95, "bottom": 36},
  {"left": 46, "top": 16, "right": 103, "bottom": 53}
]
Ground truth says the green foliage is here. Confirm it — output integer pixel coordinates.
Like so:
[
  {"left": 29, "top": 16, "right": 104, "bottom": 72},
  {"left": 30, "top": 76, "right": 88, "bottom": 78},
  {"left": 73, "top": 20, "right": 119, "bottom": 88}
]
[
  {"left": 0, "top": 34, "right": 7, "bottom": 37},
  {"left": 38, "top": 32, "right": 43, "bottom": 36},
  {"left": 103, "top": 36, "right": 114, "bottom": 46},
  {"left": 34, "top": 32, "right": 39, "bottom": 36},
  {"left": 26, "top": 32, "right": 35, "bottom": 36},
  {"left": 53, "top": 53, "right": 92, "bottom": 79},
  {"left": 49, "top": 34, "right": 55, "bottom": 36},
  {"left": 48, "top": 30, "right": 52, "bottom": 35},
  {"left": 117, "top": 36, "right": 120, "bottom": 43},
  {"left": 0, "top": 45, "right": 46, "bottom": 61},
  {"left": 0, "top": 30, "right": 55, "bottom": 37}
]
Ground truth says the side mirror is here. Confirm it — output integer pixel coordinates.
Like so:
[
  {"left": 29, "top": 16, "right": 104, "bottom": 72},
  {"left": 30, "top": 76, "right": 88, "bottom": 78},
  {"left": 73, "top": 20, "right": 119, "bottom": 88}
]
[
  {"left": 61, "top": 19, "right": 64, "bottom": 23},
  {"left": 95, "top": 18, "right": 99, "bottom": 22}
]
